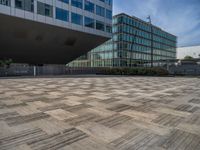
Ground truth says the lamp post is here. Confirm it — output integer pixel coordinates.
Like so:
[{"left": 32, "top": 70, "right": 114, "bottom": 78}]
[
  {"left": 147, "top": 16, "right": 153, "bottom": 67},
  {"left": 130, "top": 30, "right": 137, "bottom": 67}
]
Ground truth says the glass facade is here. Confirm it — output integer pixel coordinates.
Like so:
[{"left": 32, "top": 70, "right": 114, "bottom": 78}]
[
  {"left": 84, "top": 0, "right": 94, "bottom": 13},
  {"left": 58, "top": 0, "right": 69, "bottom": 4},
  {"left": 106, "top": 25, "right": 112, "bottom": 33},
  {"left": 68, "top": 13, "right": 177, "bottom": 68},
  {"left": 15, "top": 0, "right": 34, "bottom": 12},
  {"left": 96, "top": 20, "right": 105, "bottom": 31},
  {"left": 56, "top": 7, "right": 69, "bottom": 22},
  {"left": 96, "top": 5, "right": 105, "bottom": 17},
  {"left": 84, "top": 17, "right": 95, "bottom": 28},
  {"left": 1, "top": 0, "right": 112, "bottom": 35},
  {"left": 71, "top": 12, "right": 83, "bottom": 25},
  {"left": 37, "top": 2, "right": 53, "bottom": 17},
  {"left": 71, "top": 0, "right": 83, "bottom": 9},
  {"left": 0, "top": 0, "right": 10, "bottom": 6},
  {"left": 106, "top": 9, "right": 112, "bottom": 19},
  {"left": 99, "top": 0, "right": 112, "bottom": 5}
]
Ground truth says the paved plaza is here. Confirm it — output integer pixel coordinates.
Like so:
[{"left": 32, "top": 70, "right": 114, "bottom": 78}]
[{"left": 0, "top": 76, "right": 200, "bottom": 150}]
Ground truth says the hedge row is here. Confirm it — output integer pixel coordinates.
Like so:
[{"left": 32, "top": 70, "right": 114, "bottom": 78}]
[{"left": 98, "top": 67, "right": 169, "bottom": 76}]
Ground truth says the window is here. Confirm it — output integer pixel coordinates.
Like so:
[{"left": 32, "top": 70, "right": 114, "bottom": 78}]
[
  {"left": 96, "top": 5, "right": 105, "bottom": 17},
  {"left": 0, "top": 0, "right": 10, "bottom": 6},
  {"left": 84, "top": 0, "right": 94, "bottom": 13},
  {"left": 15, "top": 0, "right": 22, "bottom": 8},
  {"left": 105, "top": 0, "right": 112, "bottom": 5},
  {"left": 71, "top": 13, "right": 83, "bottom": 25},
  {"left": 45, "top": 5, "right": 51, "bottom": 16},
  {"left": 106, "top": 9, "right": 112, "bottom": 19},
  {"left": 58, "top": 0, "right": 69, "bottom": 4},
  {"left": 37, "top": 2, "right": 53, "bottom": 17},
  {"left": 56, "top": 8, "right": 69, "bottom": 22},
  {"left": 106, "top": 25, "right": 112, "bottom": 33},
  {"left": 71, "top": 0, "right": 82, "bottom": 9},
  {"left": 84, "top": 17, "right": 94, "bottom": 28},
  {"left": 15, "top": 0, "right": 34, "bottom": 12},
  {"left": 96, "top": 20, "right": 104, "bottom": 31}
]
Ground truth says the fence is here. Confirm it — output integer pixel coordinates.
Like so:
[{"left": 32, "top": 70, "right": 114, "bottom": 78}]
[
  {"left": 169, "top": 65, "right": 200, "bottom": 75},
  {"left": 0, "top": 65, "right": 33, "bottom": 77},
  {"left": 0, "top": 64, "right": 105, "bottom": 77},
  {"left": 1, "top": 64, "right": 200, "bottom": 77}
]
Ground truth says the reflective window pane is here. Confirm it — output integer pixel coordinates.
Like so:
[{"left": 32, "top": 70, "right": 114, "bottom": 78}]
[
  {"left": 84, "top": 17, "right": 94, "bottom": 28},
  {"left": 71, "top": 0, "right": 82, "bottom": 9},
  {"left": 37, "top": 2, "right": 53, "bottom": 17},
  {"left": 106, "top": 9, "right": 112, "bottom": 19},
  {"left": 96, "top": 20, "right": 104, "bottom": 31},
  {"left": 58, "top": 0, "right": 69, "bottom": 4},
  {"left": 15, "top": 0, "right": 34, "bottom": 12},
  {"left": 56, "top": 7, "right": 69, "bottom": 22},
  {"left": 0, "top": 0, "right": 10, "bottom": 6},
  {"left": 71, "top": 12, "right": 83, "bottom": 25},
  {"left": 96, "top": 5, "right": 105, "bottom": 17},
  {"left": 84, "top": 0, "right": 94, "bottom": 13}
]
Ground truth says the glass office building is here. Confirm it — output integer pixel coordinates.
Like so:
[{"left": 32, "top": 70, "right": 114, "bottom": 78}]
[
  {"left": 0, "top": 0, "right": 112, "bottom": 64},
  {"left": 68, "top": 13, "right": 177, "bottom": 67}
]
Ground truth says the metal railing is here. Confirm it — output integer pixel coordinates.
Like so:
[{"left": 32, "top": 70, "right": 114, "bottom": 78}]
[{"left": 0, "top": 65, "right": 104, "bottom": 77}]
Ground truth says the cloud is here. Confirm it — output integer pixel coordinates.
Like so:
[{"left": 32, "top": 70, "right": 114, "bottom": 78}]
[{"left": 113, "top": 0, "right": 200, "bottom": 47}]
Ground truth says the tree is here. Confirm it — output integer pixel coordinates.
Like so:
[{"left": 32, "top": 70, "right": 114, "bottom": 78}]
[
  {"left": 184, "top": 55, "right": 194, "bottom": 60},
  {"left": 0, "top": 59, "right": 13, "bottom": 68}
]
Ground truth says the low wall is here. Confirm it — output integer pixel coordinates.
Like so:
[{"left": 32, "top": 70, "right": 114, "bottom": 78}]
[
  {"left": 0, "top": 64, "right": 104, "bottom": 76},
  {"left": 169, "top": 65, "right": 200, "bottom": 75},
  {"left": 0, "top": 64, "right": 66, "bottom": 76},
  {"left": 1, "top": 64, "right": 200, "bottom": 77}
]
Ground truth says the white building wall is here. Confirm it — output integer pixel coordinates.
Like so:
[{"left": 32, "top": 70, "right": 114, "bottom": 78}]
[
  {"left": 0, "top": 0, "right": 112, "bottom": 38},
  {"left": 177, "top": 45, "right": 200, "bottom": 59}
]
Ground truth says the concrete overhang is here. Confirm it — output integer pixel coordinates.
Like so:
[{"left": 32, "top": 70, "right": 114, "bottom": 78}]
[{"left": 0, "top": 13, "right": 110, "bottom": 64}]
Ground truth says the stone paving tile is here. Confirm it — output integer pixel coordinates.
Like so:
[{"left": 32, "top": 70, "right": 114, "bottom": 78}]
[
  {"left": 0, "top": 76, "right": 200, "bottom": 150},
  {"left": 157, "top": 129, "right": 200, "bottom": 150},
  {"left": 45, "top": 109, "right": 78, "bottom": 121},
  {"left": 111, "top": 128, "right": 160, "bottom": 150},
  {"left": 189, "top": 98, "right": 200, "bottom": 104}
]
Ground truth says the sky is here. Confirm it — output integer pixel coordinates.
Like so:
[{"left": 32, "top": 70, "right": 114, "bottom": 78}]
[{"left": 113, "top": 0, "right": 200, "bottom": 47}]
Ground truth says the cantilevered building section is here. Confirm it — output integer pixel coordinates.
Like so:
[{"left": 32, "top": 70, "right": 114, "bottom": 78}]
[
  {"left": 68, "top": 13, "right": 177, "bottom": 67},
  {"left": 0, "top": 0, "right": 112, "bottom": 64}
]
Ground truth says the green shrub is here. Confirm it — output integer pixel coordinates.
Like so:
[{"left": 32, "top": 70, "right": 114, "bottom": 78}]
[{"left": 0, "top": 59, "right": 13, "bottom": 68}]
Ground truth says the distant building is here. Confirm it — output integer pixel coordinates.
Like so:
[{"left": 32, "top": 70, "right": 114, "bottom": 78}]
[
  {"left": 68, "top": 13, "right": 177, "bottom": 67},
  {"left": 177, "top": 45, "right": 200, "bottom": 59}
]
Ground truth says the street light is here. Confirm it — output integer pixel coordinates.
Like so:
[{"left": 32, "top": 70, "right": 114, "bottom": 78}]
[{"left": 130, "top": 30, "right": 137, "bottom": 67}]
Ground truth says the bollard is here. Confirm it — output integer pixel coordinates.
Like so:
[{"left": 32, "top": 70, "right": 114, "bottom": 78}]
[{"left": 33, "top": 66, "right": 36, "bottom": 76}]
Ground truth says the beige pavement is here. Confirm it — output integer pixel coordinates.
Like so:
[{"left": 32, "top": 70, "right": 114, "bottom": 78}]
[{"left": 0, "top": 76, "right": 200, "bottom": 150}]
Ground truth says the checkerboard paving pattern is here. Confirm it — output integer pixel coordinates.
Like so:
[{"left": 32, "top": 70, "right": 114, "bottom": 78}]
[{"left": 0, "top": 76, "right": 200, "bottom": 150}]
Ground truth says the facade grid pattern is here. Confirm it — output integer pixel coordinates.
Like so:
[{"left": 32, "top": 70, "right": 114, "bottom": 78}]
[
  {"left": 0, "top": 0, "right": 112, "bottom": 37},
  {"left": 68, "top": 13, "right": 177, "bottom": 67}
]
